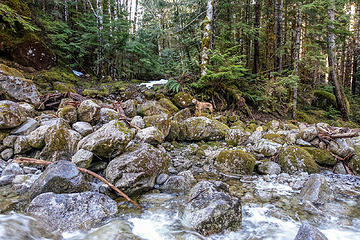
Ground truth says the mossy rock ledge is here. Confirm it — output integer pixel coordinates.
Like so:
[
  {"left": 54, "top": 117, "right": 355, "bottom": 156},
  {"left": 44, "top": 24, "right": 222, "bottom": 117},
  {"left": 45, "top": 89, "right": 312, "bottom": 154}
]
[
  {"left": 215, "top": 149, "right": 256, "bottom": 175},
  {"left": 303, "top": 147, "right": 336, "bottom": 166},
  {"left": 278, "top": 146, "right": 319, "bottom": 174}
]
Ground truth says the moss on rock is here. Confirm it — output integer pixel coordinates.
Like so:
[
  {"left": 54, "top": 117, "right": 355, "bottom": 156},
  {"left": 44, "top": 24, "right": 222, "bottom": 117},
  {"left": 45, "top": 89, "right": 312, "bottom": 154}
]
[
  {"left": 278, "top": 146, "right": 319, "bottom": 174},
  {"left": 172, "top": 92, "right": 193, "bottom": 108},
  {"left": 313, "top": 90, "right": 337, "bottom": 109},
  {"left": 215, "top": 149, "right": 256, "bottom": 175},
  {"left": 159, "top": 98, "right": 179, "bottom": 115},
  {"left": 303, "top": 147, "right": 336, "bottom": 166},
  {"left": 263, "top": 133, "right": 286, "bottom": 144}
]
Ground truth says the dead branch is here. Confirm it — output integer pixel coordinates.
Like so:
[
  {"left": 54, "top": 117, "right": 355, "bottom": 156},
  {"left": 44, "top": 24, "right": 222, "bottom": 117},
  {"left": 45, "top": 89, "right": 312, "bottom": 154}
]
[
  {"left": 330, "top": 153, "right": 354, "bottom": 175},
  {"left": 14, "top": 157, "right": 141, "bottom": 209},
  {"left": 187, "top": 189, "right": 206, "bottom": 204}
]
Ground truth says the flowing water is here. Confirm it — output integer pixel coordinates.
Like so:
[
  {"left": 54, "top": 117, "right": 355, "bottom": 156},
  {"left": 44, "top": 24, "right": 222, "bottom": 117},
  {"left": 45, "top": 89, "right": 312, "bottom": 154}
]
[{"left": 1, "top": 172, "right": 359, "bottom": 240}]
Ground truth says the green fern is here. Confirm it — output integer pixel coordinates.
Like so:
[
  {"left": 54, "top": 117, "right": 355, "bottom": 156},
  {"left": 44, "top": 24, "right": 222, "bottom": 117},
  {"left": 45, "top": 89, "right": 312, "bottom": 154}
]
[{"left": 165, "top": 79, "right": 181, "bottom": 93}]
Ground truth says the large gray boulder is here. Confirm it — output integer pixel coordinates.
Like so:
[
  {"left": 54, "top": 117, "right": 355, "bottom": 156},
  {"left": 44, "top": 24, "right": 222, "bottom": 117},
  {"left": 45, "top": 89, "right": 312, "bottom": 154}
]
[
  {"left": 225, "top": 127, "right": 250, "bottom": 146},
  {"left": 178, "top": 117, "right": 229, "bottom": 141},
  {"left": 0, "top": 100, "right": 27, "bottom": 129},
  {"left": 278, "top": 146, "right": 319, "bottom": 174},
  {"left": 0, "top": 75, "right": 41, "bottom": 108},
  {"left": 106, "top": 143, "right": 169, "bottom": 196},
  {"left": 298, "top": 174, "right": 333, "bottom": 205},
  {"left": 136, "top": 101, "right": 169, "bottom": 116},
  {"left": 27, "top": 192, "right": 117, "bottom": 233},
  {"left": 77, "top": 120, "right": 134, "bottom": 159},
  {"left": 135, "top": 127, "right": 164, "bottom": 145},
  {"left": 77, "top": 100, "right": 101, "bottom": 123},
  {"left": 181, "top": 181, "right": 242, "bottom": 236},
  {"left": 253, "top": 139, "right": 283, "bottom": 157},
  {"left": 10, "top": 118, "right": 39, "bottom": 135},
  {"left": 214, "top": 149, "right": 256, "bottom": 175},
  {"left": 40, "top": 122, "right": 81, "bottom": 161},
  {"left": 143, "top": 113, "right": 171, "bottom": 137},
  {"left": 294, "top": 222, "right": 328, "bottom": 240},
  {"left": 99, "top": 108, "right": 119, "bottom": 124},
  {"left": 72, "top": 121, "right": 93, "bottom": 136},
  {"left": 27, "top": 125, "right": 50, "bottom": 149},
  {"left": 29, "top": 160, "right": 87, "bottom": 199}
]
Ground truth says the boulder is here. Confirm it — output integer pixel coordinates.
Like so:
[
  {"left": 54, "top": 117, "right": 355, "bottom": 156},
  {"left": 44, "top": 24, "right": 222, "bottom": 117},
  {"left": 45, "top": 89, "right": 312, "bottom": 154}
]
[
  {"left": 143, "top": 114, "right": 171, "bottom": 137},
  {"left": 157, "top": 170, "right": 195, "bottom": 193},
  {"left": 29, "top": 160, "right": 87, "bottom": 199},
  {"left": 294, "top": 222, "right": 328, "bottom": 240},
  {"left": 136, "top": 101, "right": 169, "bottom": 116},
  {"left": 166, "top": 120, "right": 180, "bottom": 141},
  {"left": 299, "top": 126, "right": 318, "bottom": 142},
  {"left": 178, "top": 117, "right": 229, "bottom": 141},
  {"left": 57, "top": 106, "right": 77, "bottom": 123},
  {"left": 349, "top": 153, "right": 360, "bottom": 176},
  {"left": 72, "top": 149, "right": 93, "bottom": 168},
  {"left": 1, "top": 162, "right": 23, "bottom": 176},
  {"left": 10, "top": 118, "right": 39, "bottom": 136},
  {"left": 328, "top": 138, "right": 355, "bottom": 158},
  {"left": 253, "top": 139, "right": 283, "bottom": 157},
  {"left": 0, "top": 74, "right": 41, "bottom": 107},
  {"left": 298, "top": 174, "right": 333, "bottom": 205},
  {"left": 158, "top": 98, "right": 179, "bottom": 115},
  {"left": 278, "top": 146, "right": 319, "bottom": 174},
  {"left": 257, "top": 161, "right": 281, "bottom": 175},
  {"left": 3, "top": 135, "right": 17, "bottom": 147},
  {"left": 0, "top": 100, "right": 27, "bottom": 129},
  {"left": 181, "top": 181, "right": 242, "bottom": 236},
  {"left": 121, "top": 99, "right": 137, "bottom": 118},
  {"left": 1, "top": 148, "right": 13, "bottom": 161},
  {"left": 303, "top": 147, "right": 336, "bottom": 166},
  {"left": 172, "top": 92, "right": 193, "bottom": 108},
  {"left": 215, "top": 149, "right": 256, "bottom": 175},
  {"left": 40, "top": 122, "right": 81, "bottom": 161},
  {"left": 77, "top": 100, "right": 101, "bottom": 123},
  {"left": 172, "top": 108, "right": 192, "bottom": 122},
  {"left": 14, "top": 136, "right": 31, "bottom": 154},
  {"left": 27, "top": 125, "right": 50, "bottom": 149},
  {"left": 72, "top": 121, "right": 93, "bottom": 136},
  {"left": 225, "top": 127, "right": 250, "bottom": 146},
  {"left": 77, "top": 120, "right": 134, "bottom": 159},
  {"left": 130, "top": 116, "right": 145, "bottom": 129},
  {"left": 27, "top": 192, "right": 117, "bottom": 233},
  {"left": 99, "top": 108, "right": 119, "bottom": 124},
  {"left": 135, "top": 127, "right": 164, "bottom": 145},
  {"left": 106, "top": 143, "right": 169, "bottom": 196}
]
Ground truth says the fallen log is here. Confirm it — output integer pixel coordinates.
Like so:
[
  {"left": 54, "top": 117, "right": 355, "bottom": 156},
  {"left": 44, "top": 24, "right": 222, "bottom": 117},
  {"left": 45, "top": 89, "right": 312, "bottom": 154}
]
[{"left": 14, "top": 157, "right": 142, "bottom": 209}]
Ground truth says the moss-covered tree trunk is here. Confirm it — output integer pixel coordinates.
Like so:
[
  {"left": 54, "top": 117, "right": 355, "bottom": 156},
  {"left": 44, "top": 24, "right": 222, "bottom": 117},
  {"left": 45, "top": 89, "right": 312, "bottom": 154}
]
[
  {"left": 328, "top": 0, "right": 349, "bottom": 120},
  {"left": 200, "top": 0, "right": 214, "bottom": 76}
]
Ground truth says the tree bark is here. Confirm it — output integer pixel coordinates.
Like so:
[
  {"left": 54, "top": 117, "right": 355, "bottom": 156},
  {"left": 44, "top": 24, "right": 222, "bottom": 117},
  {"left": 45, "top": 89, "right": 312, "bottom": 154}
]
[
  {"left": 353, "top": 3, "right": 360, "bottom": 95},
  {"left": 275, "top": 0, "right": 284, "bottom": 72},
  {"left": 292, "top": 5, "right": 301, "bottom": 120},
  {"left": 328, "top": 0, "right": 349, "bottom": 120},
  {"left": 200, "top": 0, "right": 214, "bottom": 76},
  {"left": 253, "top": 0, "right": 261, "bottom": 74}
]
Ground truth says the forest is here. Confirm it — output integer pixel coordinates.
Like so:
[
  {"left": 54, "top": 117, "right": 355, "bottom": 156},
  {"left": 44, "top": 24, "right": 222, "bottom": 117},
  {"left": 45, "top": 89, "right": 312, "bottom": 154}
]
[{"left": 1, "top": 0, "right": 360, "bottom": 125}]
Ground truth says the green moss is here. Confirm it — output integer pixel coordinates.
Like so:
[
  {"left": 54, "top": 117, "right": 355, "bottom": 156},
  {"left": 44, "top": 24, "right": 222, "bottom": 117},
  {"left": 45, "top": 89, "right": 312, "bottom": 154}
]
[
  {"left": 349, "top": 153, "right": 360, "bottom": 176},
  {"left": 33, "top": 68, "right": 79, "bottom": 92},
  {"left": 278, "top": 146, "right": 319, "bottom": 174},
  {"left": 303, "top": 147, "right": 336, "bottom": 166},
  {"left": 231, "top": 120, "right": 246, "bottom": 129},
  {"left": 159, "top": 98, "right": 179, "bottom": 115},
  {"left": 82, "top": 87, "right": 109, "bottom": 97},
  {"left": 215, "top": 149, "right": 256, "bottom": 175},
  {"left": 263, "top": 133, "right": 286, "bottom": 144},
  {"left": 57, "top": 105, "right": 77, "bottom": 123},
  {"left": 172, "top": 92, "right": 194, "bottom": 108},
  {"left": 296, "top": 111, "right": 318, "bottom": 124},
  {"left": 53, "top": 81, "right": 75, "bottom": 93},
  {"left": 313, "top": 90, "right": 337, "bottom": 108},
  {"left": 0, "top": 64, "right": 24, "bottom": 78},
  {"left": 246, "top": 123, "right": 258, "bottom": 132}
]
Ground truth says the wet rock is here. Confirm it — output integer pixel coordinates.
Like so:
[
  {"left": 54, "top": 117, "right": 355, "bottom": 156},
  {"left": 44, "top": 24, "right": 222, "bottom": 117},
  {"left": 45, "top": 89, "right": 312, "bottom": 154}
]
[
  {"left": 77, "top": 100, "right": 101, "bottom": 123},
  {"left": 29, "top": 160, "right": 87, "bottom": 199},
  {"left": 143, "top": 113, "right": 171, "bottom": 137},
  {"left": 121, "top": 99, "right": 137, "bottom": 118},
  {"left": 215, "top": 149, "right": 256, "bottom": 175},
  {"left": 0, "top": 75, "right": 41, "bottom": 107},
  {"left": 278, "top": 146, "right": 319, "bottom": 174},
  {"left": 172, "top": 92, "right": 193, "bottom": 108},
  {"left": 294, "top": 222, "right": 328, "bottom": 240},
  {"left": 99, "top": 108, "right": 119, "bottom": 124},
  {"left": 158, "top": 171, "right": 195, "bottom": 193},
  {"left": 0, "top": 100, "right": 27, "bottom": 129},
  {"left": 72, "top": 121, "right": 93, "bottom": 136},
  {"left": 333, "top": 162, "right": 348, "bottom": 174},
  {"left": 135, "top": 127, "right": 164, "bottom": 145},
  {"left": 225, "top": 128, "right": 250, "bottom": 146},
  {"left": 40, "top": 123, "right": 81, "bottom": 161},
  {"left": 298, "top": 174, "right": 333, "bottom": 205},
  {"left": 77, "top": 120, "right": 133, "bottom": 159},
  {"left": 257, "top": 161, "right": 281, "bottom": 175},
  {"left": 1, "top": 148, "right": 13, "bottom": 161},
  {"left": 136, "top": 101, "right": 169, "bottom": 116},
  {"left": 27, "top": 125, "right": 50, "bottom": 149},
  {"left": 253, "top": 139, "right": 282, "bottom": 157},
  {"left": 57, "top": 106, "right": 77, "bottom": 123},
  {"left": 27, "top": 192, "right": 117, "bottom": 233},
  {"left": 131, "top": 116, "right": 145, "bottom": 129},
  {"left": 106, "top": 143, "right": 169, "bottom": 196},
  {"left": 72, "top": 149, "right": 93, "bottom": 168},
  {"left": 14, "top": 136, "right": 31, "bottom": 154},
  {"left": 12, "top": 174, "right": 40, "bottom": 194},
  {"left": 10, "top": 118, "right": 39, "bottom": 136},
  {"left": 172, "top": 108, "right": 192, "bottom": 122},
  {"left": 181, "top": 180, "right": 242, "bottom": 236},
  {"left": 178, "top": 117, "right": 229, "bottom": 141},
  {"left": 1, "top": 163, "right": 23, "bottom": 176}
]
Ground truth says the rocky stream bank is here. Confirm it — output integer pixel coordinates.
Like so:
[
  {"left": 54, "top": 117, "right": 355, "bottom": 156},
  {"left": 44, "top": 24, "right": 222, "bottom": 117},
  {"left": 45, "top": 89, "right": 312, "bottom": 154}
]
[{"left": 0, "top": 69, "right": 359, "bottom": 239}]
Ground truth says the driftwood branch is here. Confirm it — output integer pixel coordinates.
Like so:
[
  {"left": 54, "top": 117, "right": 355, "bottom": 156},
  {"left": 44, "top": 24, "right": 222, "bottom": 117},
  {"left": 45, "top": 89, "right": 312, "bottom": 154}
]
[
  {"left": 187, "top": 189, "right": 206, "bottom": 204},
  {"left": 330, "top": 153, "right": 354, "bottom": 175},
  {"left": 14, "top": 157, "right": 142, "bottom": 209}
]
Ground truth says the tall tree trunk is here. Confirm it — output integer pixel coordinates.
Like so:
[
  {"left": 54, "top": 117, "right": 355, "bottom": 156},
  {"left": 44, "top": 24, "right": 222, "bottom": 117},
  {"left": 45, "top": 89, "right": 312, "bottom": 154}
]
[
  {"left": 328, "top": 0, "right": 349, "bottom": 120},
  {"left": 292, "top": 4, "right": 301, "bottom": 120},
  {"left": 339, "top": 41, "right": 346, "bottom": 86},
  {"left": 133, "top": 0, "right": 139, "bottom": 34},
  {"left": 353, "top": 3, "right": 360, "bottom": 95},
  {"left": 200, "top": 0, "right": 214, "bottom": 76},
  {"left": 275, "top": 0, "right": 284, "bottom": 72},
  {"left": 245, "top": 0, "right": 251, "bottom": 68},
  {"left": 253, "top": 0, "right": 261, "bottom": 74}
]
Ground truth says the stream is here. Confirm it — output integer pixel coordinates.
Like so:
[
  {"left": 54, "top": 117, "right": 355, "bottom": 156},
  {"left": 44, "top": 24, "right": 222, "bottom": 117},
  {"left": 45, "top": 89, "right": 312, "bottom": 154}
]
[{"left": 1, "top": 171, "right": 359, "bottom": 240}]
